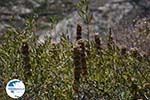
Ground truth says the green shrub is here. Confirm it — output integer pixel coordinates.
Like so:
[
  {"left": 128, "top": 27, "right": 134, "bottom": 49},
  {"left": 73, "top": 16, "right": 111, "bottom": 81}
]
[{"left": 0, "top": 16, "right": 150, "bottom": 100}]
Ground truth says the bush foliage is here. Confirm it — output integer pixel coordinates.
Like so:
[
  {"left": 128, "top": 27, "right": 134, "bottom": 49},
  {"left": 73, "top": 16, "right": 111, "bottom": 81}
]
[
  {"left": 0, "top": 0, "right": 150, "bottom": 97},
  {"left": 0, "top": 17, "right": 150, "bottom": 100}
]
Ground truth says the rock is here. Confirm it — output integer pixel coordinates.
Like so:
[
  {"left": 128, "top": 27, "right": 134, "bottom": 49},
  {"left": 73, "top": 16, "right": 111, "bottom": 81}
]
[
  {"left": 43, "top": 0, "right": 150, "bottom": 42},
  {"left": 0, "top": 0, "right": 150, "bottom": 43},
  {"left": 46, "top": 1, "right": 133, "bottom": 42}
]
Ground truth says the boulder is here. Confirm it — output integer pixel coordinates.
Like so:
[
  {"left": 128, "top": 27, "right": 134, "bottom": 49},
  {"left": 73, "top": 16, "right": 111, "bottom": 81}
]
[
  {"left": 50, "top": 0, "right": 149, "bottom": 42},
  {"left": 0, "top": 0, "right": 150, "bottom": 43}
]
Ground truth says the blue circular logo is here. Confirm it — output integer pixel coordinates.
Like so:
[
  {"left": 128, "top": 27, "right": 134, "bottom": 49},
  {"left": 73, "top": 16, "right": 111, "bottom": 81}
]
[{"left": 6, "top": 79, "right": 25, "bottom": 99}]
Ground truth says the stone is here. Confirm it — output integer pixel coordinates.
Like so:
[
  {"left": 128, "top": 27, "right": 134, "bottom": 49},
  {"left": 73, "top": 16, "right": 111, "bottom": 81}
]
[
  {"left": 0, "top": 0, "right": 150, "bottom": 42},
  {"left": 46, "top": 1, "right": 134, "bottom": 42}
]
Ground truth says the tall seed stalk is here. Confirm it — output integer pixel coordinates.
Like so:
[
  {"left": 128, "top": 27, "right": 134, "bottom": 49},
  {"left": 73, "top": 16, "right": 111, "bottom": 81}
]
[
  {"left": 73, "top": 24, "right": 88, "bottom": 95},
  {"left": 76, "top": 24, "right": 88, "bottom": 78},
  {"left": 73, "top": 45, "right": 82, "bottom": 94},
  {"left": 21, "top": 42, "right": 32, "bottom": 80},
  {"left": 76, "top": 24, "right": 82, "bottom": 41},
  {"left": 107, "top": 28, "right": 114, "bottom": 50},
  {"left": 77, "top": 40, "right": 88, "bottom": 79},
  {"left": 94, "top": 32, "right": 102, "bottom": 54}
]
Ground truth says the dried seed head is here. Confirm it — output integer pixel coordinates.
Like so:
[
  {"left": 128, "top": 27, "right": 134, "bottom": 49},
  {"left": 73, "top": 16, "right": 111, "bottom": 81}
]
[
  {"left": 72, "top": 39, "right": 88, "bottom": 93},
  {"left": 73, "top": 46, "right": 82, "bottom": 67},
  {"left": 21, "top": 42, "right": 29, "bottom": 56},
  {"left": 107, "top": 28, "right": 115, "bottom": 50},
  {"left": 21, "top": 42, "right": 32, "bottom": 78},
  {"left": 73, "top": 45, "right": 82, "bottom": 94},
  {"left": 94, "top": 32, "right": 102, "bottom": 54},
  {"left": 77, "top": 40, "right": 88, "bottom": 78},
  {"left": 94, "top": 33, "right": 101, "bottom": 43},
  {"left": 120, "top": 46, "right": 127, "bottom": 56},
  {"left": 76, "top": 24, "right": 82, "bottom": 40},
  {"left": 76, "top": 39, "right": 85, "bottom": 49},
  {"left": 108, "top": 28, "right": 113, "bottom": 42}
]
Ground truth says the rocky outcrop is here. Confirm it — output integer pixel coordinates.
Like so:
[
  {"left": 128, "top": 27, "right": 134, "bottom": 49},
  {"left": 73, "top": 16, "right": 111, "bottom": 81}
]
[
  {"left": 0, "top": 0, "right": 150, "bottom": 43},
  {"left": 46, "top": 0, "right": 150, "bottom": 42}
]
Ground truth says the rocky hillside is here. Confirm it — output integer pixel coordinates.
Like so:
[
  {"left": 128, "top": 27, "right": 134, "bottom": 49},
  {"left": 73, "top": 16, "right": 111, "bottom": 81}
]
[{"left": 0, "top": 0, "right": 150, "bottom": 42}]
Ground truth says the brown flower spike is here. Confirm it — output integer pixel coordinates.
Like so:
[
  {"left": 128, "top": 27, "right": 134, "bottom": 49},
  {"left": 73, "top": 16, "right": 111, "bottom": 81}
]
[
  {"left": 77, "top": 40, "right": 88, "bottom": 78},
  {"left": 73, "top": 45, "right": 82, "bottom": 93},
  {"left": 94, "top": 32, "right": 102, "bottom": 54},
  {"left": 21, "top": 42, "right": 32, "bottom": 79},
  {"left": 73, "top": 25, "right": 88, "bottom": 94},
  {"left": 76, "top": 24, "right": 82, "bottom": 40}
]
